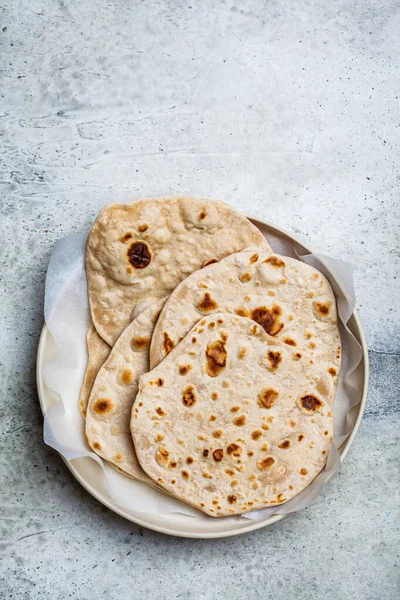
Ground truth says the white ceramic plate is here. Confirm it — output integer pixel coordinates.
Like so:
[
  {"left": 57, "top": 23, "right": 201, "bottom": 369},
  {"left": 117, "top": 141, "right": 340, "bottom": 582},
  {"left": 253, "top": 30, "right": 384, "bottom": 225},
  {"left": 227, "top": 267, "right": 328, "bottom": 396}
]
[{"left": 36, "top": 217, "right": 369, "bottom": 538}]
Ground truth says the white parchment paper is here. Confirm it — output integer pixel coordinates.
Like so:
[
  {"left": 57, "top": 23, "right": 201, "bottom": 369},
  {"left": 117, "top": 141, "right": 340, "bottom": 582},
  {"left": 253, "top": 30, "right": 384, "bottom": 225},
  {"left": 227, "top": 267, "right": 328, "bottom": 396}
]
[{"left": 42, "top": 229, "right": 364, "bottom": 521}]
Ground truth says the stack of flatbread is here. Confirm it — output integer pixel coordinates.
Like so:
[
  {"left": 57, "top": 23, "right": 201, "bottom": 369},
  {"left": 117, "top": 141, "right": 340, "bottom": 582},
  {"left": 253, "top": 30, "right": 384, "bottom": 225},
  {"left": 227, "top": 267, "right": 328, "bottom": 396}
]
[{"left": 82, "top": 197, "right": 341, "bottom": 517}]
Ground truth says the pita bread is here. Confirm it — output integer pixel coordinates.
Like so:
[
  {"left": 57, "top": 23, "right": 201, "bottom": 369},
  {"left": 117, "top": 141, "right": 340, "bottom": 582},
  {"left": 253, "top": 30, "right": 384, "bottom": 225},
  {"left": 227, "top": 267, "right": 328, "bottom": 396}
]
[
  {"left": 150, "top": 250, "right": 341, "bottom": 385},
  {"left": 86, "top": 197, "right": 271, "bottom": 345},
  {"left": 79, "top": 325, "right": 111, "bottom": 418},
  {"left": 132, "top": 314, "right": 334, "bottom": 516},
  {"left": 86, "top": 299, "right": 166, "bottom": 484}
]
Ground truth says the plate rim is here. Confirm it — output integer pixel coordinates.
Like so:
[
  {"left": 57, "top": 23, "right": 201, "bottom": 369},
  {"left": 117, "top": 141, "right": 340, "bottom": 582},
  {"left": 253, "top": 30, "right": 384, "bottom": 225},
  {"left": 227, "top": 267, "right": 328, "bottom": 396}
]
[{"left": 36, "top": 215, "right": 369, "bottom": 538}]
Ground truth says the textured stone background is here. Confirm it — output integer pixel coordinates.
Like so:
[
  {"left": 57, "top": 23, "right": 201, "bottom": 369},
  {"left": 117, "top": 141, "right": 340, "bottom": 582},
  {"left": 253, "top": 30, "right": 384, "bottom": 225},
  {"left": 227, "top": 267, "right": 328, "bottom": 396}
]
[{"left": 1, "top": 1, "right": 399, "bottom": 598}]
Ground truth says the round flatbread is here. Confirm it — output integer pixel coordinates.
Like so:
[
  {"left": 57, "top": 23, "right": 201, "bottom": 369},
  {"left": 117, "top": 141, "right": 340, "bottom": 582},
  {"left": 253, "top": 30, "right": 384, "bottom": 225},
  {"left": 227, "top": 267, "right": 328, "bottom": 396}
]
[
  {"left": 150, "top": 250, "right": 341, "bottom": 384},
  {"left": 86, "top": 197, "right": 272, "bottom": 345},
  {"left": 132, "top": 314, "right": 334, "bottom": 517},
  {"left": 86, "top": 299, "right": 166, "bottom": 483},
  {"left": 79, "top": 325, "right": 111, "bottom": 418}
]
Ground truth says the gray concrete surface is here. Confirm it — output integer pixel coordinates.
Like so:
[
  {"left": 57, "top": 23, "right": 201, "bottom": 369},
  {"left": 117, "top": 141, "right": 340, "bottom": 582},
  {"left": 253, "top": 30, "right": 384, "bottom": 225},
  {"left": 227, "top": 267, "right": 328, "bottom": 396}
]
[{"left": 1, "top": 1, "right": 399, "bottom": 598}]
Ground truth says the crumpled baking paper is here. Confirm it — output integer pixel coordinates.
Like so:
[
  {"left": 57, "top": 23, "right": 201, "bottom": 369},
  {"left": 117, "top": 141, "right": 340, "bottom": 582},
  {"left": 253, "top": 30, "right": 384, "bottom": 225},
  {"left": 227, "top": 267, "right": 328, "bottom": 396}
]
[{"left": 42, "top": 226, "right": 364, "bottom": 522}]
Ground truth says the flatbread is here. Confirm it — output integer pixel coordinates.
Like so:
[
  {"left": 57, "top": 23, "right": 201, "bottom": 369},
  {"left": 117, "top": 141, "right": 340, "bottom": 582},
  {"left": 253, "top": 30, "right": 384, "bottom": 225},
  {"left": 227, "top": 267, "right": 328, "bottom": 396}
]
[
  {"left": 86, "top": 299, "right": 166, "bottom": 483},
  {"left": 86, "top": 197, "right": 272, "bottom": 345},
  {"left": 79, "top": 325, "right": 111, "bottom": 418},
  {"left": 132, "top": 314, "right": 334, "bottom": 517},
  {"left": 150, "top": 250, "right": 341, "bottom": 381}
]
